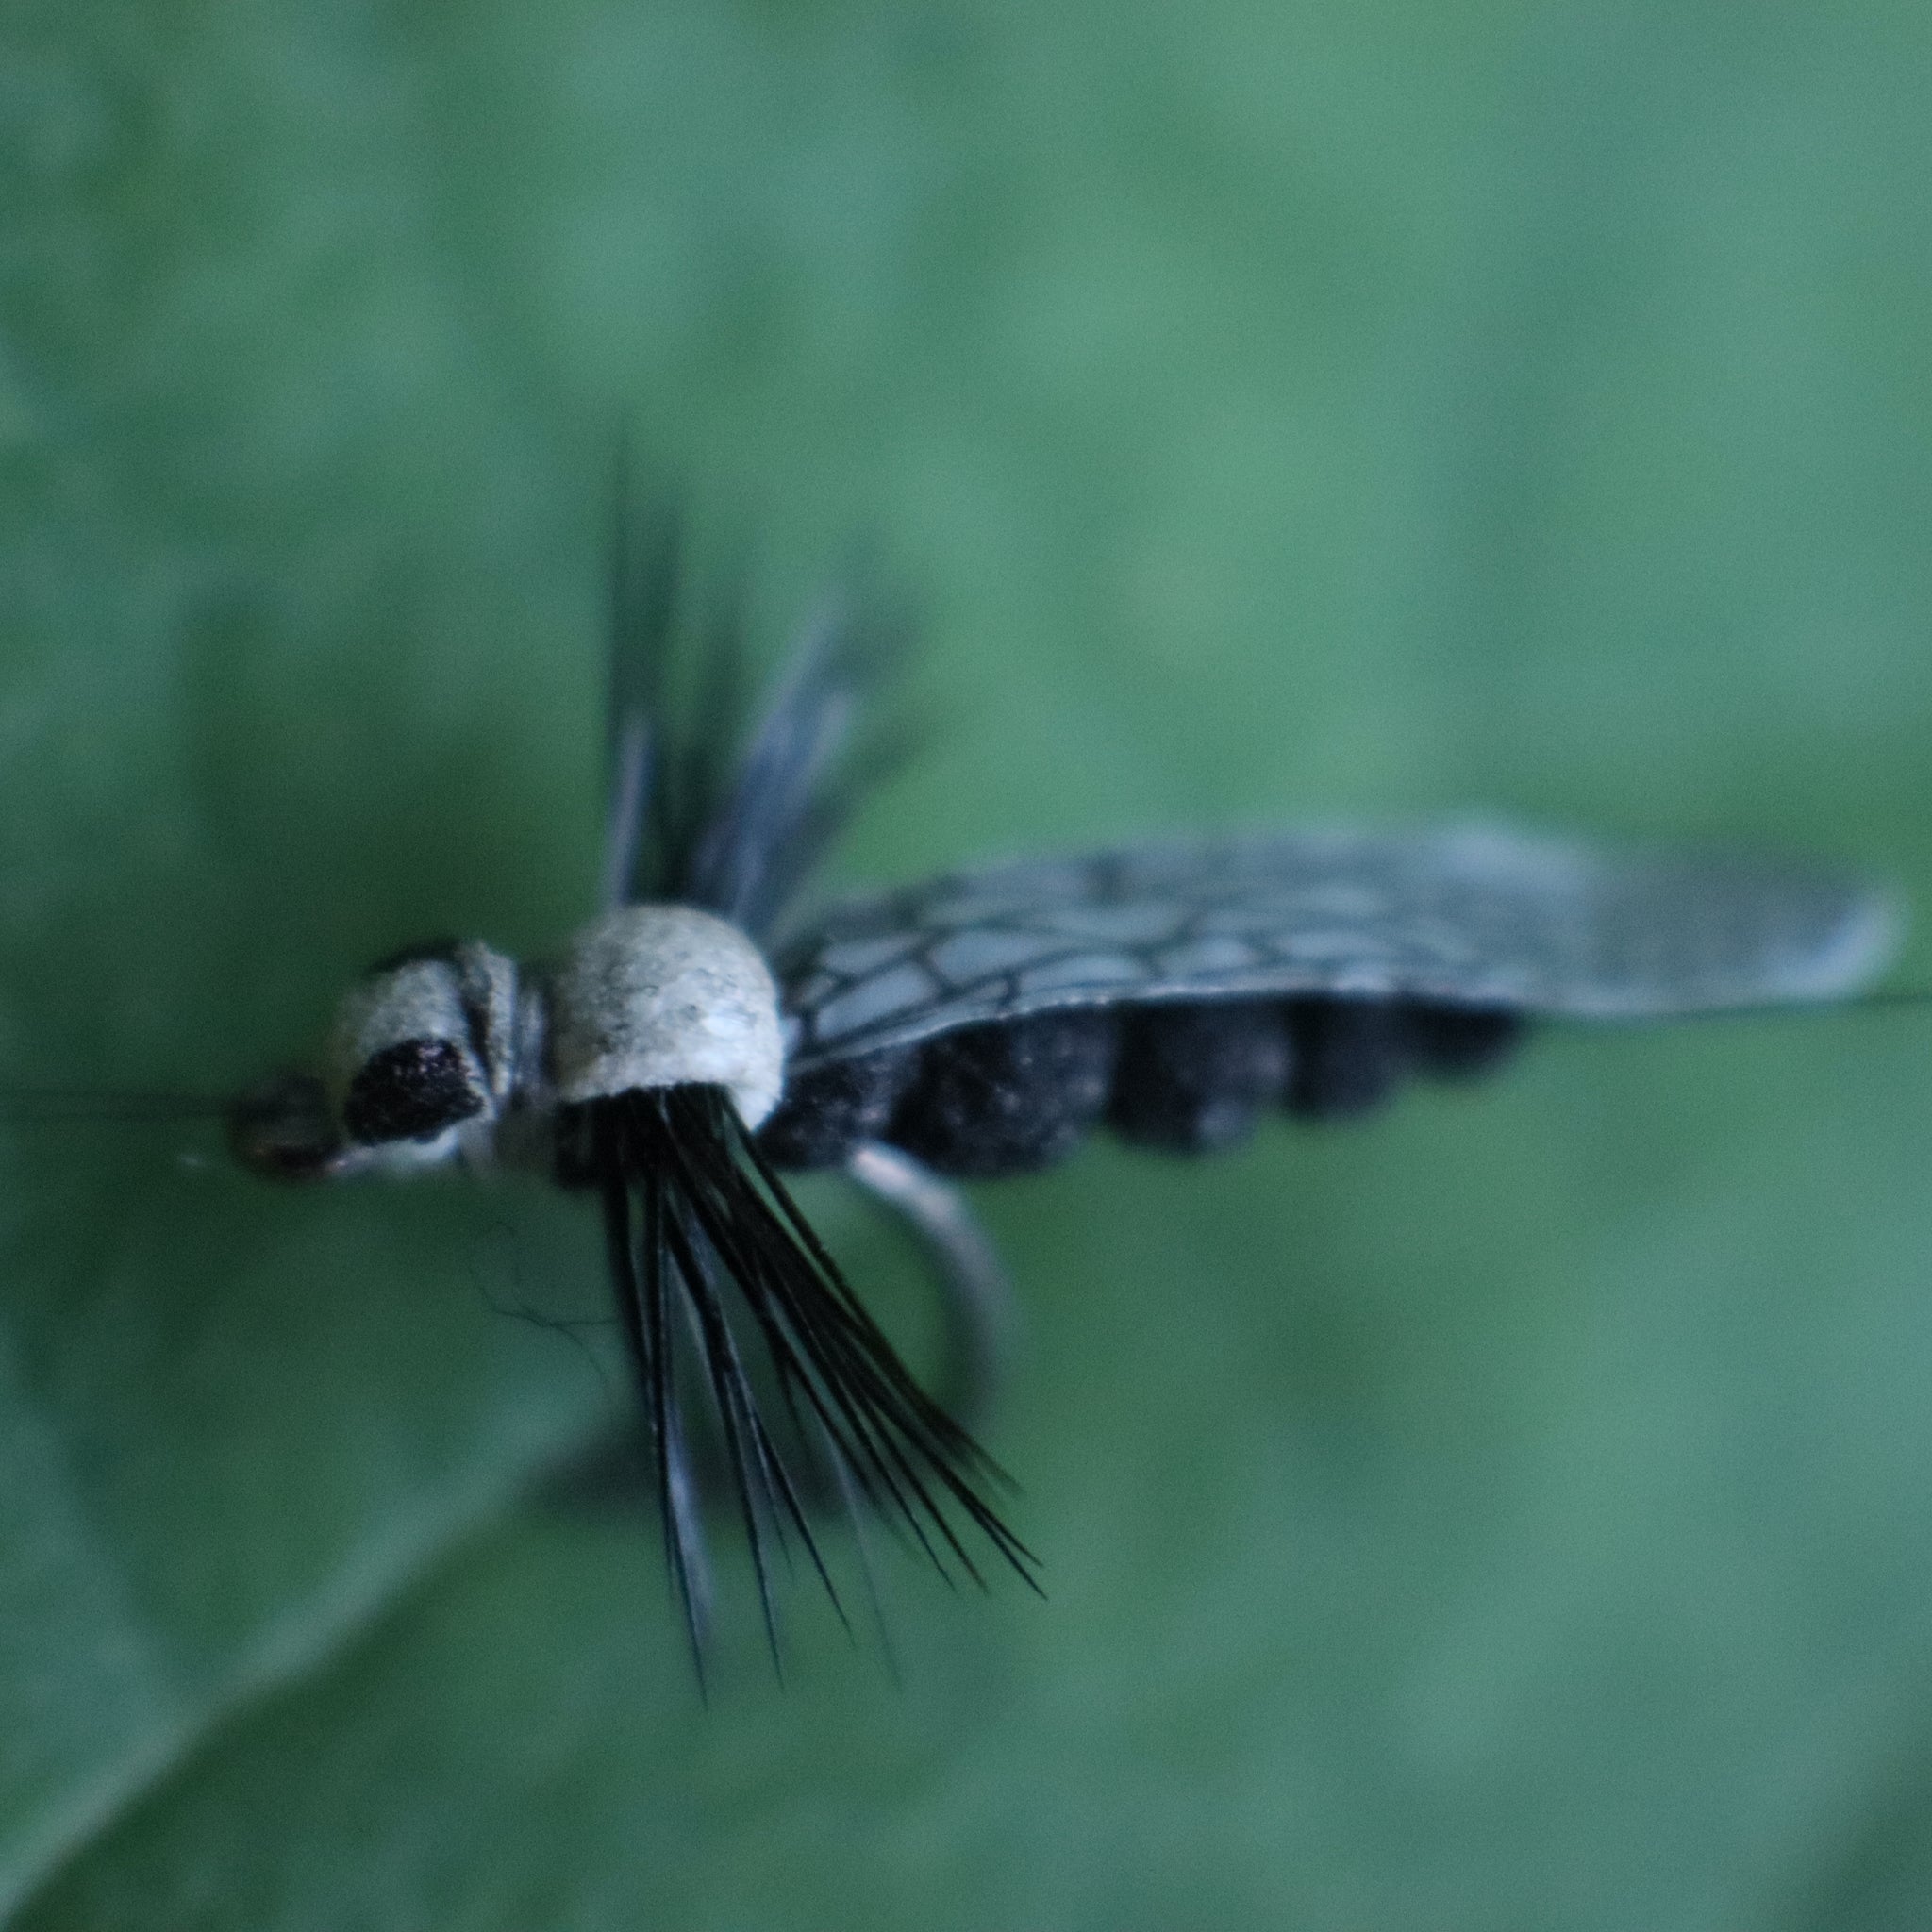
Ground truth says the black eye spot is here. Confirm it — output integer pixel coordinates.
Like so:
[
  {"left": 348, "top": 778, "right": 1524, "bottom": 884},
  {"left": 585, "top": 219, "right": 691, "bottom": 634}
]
[{"left": 342, "top": 1038, "right": 484, "bottom": 1145}]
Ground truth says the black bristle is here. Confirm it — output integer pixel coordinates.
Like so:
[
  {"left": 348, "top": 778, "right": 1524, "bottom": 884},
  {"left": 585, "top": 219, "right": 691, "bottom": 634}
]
[
  {"left": 570, "top": 1081, "right": 1036, "bottom": 1671},
  {"left": 591, "top": 1115, "right": 711, "bottom": 1682}
]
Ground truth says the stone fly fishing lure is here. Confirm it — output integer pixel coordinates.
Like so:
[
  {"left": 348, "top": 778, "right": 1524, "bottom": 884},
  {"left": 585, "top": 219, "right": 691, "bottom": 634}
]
[{"left": 221, "top": 509, "right": 1899, "bottom": 1666}]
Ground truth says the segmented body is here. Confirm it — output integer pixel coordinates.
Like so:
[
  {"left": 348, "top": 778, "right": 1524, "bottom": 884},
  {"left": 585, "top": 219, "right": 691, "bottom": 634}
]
[{"left": 229, "top": 498, "right": 1904, "bottom": 1667}]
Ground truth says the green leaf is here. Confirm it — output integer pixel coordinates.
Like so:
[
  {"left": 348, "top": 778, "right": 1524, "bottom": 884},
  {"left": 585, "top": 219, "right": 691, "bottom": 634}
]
[{"left": 6, "top": 0, "right": 1932, "bottom": 1925}]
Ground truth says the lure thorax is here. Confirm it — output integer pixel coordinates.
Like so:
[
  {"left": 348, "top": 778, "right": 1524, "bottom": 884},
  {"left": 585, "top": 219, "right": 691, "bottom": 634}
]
[{"left": 229, "top": 904, "right": 787, "bottom": 1182}]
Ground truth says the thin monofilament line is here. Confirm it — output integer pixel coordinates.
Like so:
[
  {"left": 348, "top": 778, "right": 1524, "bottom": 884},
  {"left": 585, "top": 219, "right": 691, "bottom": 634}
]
[{"left": 0, "top": 1089, "right": 231, "bottom": 1122}]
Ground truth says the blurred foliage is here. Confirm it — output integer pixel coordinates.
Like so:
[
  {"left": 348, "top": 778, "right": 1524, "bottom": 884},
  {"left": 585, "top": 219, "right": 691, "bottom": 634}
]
[{"left": 5, "top": 0, "right": 1932, "bottom": 1926}]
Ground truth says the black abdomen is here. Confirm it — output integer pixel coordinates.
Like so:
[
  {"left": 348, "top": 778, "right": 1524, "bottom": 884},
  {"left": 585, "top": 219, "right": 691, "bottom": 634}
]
[{"left": 759, "top": 996, "right": 1525, "bottom": 1179}]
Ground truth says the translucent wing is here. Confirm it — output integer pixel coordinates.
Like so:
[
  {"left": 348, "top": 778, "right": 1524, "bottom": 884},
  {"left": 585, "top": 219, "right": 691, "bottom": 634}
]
[{"left": 776, "top": 824, "right": 1902, "bottom": 1071}]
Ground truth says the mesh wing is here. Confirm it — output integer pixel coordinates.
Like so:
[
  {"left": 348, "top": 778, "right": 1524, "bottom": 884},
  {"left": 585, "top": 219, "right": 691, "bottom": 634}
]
[{"left": 775, "top": 824, "right": 1901, "bottom": 1071}]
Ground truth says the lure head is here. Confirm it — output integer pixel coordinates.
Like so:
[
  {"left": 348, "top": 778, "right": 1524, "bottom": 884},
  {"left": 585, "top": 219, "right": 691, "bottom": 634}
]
[
  {"left": 546, "top": 904, "right": 785, "bottom": 1128},
  {"left": 228, "top": 940, "right": 522, "bottom": 1180},
  {"left": 227, "top": 909, "right": 785, "bottom": 1180}
]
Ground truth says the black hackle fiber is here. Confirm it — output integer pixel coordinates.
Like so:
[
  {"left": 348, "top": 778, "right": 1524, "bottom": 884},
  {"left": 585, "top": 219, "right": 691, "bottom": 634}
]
[{"left": 565, "top": 1082, "right": 1035, "bottom": 1672}]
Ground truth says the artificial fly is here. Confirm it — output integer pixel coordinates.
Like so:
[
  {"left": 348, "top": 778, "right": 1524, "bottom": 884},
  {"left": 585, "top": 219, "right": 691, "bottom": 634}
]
[{"left": 9, "top": 491, "right": 1916, "bottom": 1674}]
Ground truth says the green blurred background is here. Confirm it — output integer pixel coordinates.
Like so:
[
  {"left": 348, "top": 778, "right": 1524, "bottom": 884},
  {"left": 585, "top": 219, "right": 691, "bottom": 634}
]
[{"left": 6, "top": 1, "right": 1932, "bottom": 1925}]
